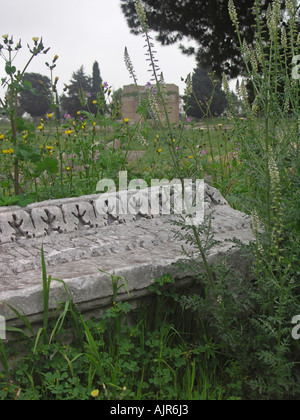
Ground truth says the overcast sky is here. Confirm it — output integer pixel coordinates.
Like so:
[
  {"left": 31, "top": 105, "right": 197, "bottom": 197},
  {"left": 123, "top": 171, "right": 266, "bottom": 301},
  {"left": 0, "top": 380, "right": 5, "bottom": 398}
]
[{"left": 0, "top": 0, "right": 198, "bottom": 96}]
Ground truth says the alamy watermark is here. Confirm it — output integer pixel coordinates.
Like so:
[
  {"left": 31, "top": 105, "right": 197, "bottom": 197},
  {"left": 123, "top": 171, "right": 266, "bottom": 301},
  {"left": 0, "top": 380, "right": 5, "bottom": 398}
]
[
  {"left": 95, "top": 171, "right": 205, "bottom": 227},
  {"left": 292, "top": 315, "right": 300, "bottom": 340},
  {"left": 292, "top": 55, "right": 300, "bottom": 80},
  {"left": 0, "top": 315, "right": 6, "bottom": 340}
]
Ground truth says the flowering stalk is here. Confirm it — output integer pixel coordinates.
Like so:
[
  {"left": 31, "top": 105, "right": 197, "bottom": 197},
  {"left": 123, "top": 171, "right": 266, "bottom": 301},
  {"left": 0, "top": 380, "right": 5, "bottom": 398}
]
[
  {"left": 133, "top": 0, "right": 182, "bottom": 182},
  {"left": 0, "top": 35, "right": 49, "bottom": 195},
  {"left": 47, "top": 54, "right": 64, "bottom": 193}
]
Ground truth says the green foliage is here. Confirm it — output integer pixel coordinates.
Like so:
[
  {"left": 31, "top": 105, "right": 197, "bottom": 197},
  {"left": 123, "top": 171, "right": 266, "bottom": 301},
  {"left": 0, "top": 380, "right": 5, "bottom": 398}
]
[
  {"left": 184, "top": 66, "right": 227, "bottom": 119},
  {"left": 19, "top": 73, "right": 51, "bottom": 117},
  {"left": 120, "top": 0, "right": 280, "bottom": 78},
  {"left": 60, "top": 66, "right": 92, "bottom": 117},
  {"left": 0, "top": 266, "right": 231, "bottom": 401}
]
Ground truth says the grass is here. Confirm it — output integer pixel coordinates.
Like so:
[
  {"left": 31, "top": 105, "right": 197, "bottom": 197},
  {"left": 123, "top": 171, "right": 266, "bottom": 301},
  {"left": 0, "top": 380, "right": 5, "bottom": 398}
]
[
  {"left": 0, "top": 116, "right": 243, "bottom": 208},
  {"left": 0, "top": 272, "right": 238, "bottom": 401}
]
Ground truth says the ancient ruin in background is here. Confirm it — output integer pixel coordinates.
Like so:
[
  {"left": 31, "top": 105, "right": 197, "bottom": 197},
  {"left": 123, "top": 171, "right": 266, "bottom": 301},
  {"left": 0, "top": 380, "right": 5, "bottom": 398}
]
[{"left": 121, "top": 84, "right": 180, "bottom": 124}]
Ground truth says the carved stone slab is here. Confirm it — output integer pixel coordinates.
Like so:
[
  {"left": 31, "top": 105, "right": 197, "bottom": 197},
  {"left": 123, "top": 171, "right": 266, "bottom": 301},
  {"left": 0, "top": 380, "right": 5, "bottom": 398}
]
[{"left": 0, "top": 184, "right": 254, "bottom": 327}]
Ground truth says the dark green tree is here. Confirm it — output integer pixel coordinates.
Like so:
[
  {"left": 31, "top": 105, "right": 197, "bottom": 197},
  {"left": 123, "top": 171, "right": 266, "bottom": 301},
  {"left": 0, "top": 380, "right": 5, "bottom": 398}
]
[
  {"left": 60, "top": 66, "right": 92, "bottom": 117},
  {"left": 19, "top": 73, "right": 51, "bottom": 117},
  {"left": 185, "top": 66, "right": 227, "bottom": 119},
  {"left": 90, "top": 61, "right": 103, "bottom": 115},
  {"left": 91, "top": 61, "right": 103, "bottom": 98},
  {"left": 121, "top": 0, "right": 284, "bottom": 79}
]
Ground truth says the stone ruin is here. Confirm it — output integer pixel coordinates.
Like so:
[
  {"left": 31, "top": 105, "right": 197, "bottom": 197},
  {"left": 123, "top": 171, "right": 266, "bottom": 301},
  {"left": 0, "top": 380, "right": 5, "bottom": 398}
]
[
  {"left": 0, "top": 184, "right": 254, "bottom": 332},
  {"left": 121, "top": 84, "right": 180, "bottom": 124}
]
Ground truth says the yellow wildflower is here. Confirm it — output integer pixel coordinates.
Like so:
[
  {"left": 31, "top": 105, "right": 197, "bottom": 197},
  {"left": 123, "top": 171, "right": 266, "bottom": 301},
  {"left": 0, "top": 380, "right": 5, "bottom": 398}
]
[
  {"left": 0, "top": 134, "right": 4, "bottom": 140},
  {"left": 92, "top": 100, "right": 97, "bottom": 105},
  {"left": 2, "top": 149, "right": 14, "bottom": 155},
  {"left": 66, "top": 167, "right": 71, "bottom": 171},
  {"left": 38, "top": 124, "right": 44, "bottom": 130},
  {"left": 157, "top": 149, "right": 162, "bottom": 154},
  {"left": 124, "top": 118, "right": 129, "bottom": 124},
  {"left": 46, "top": 146, "right": 54, "bottom": 150},
  {"left": 91, "top": 390, "right": 99, "bottom": 398},
  {"left": 65, "top": 130, "right": 73, "bottom": 136},
  {"left": 77, "top": 111, "right": 81, "bottom": 116},
  {"left": 32, "top": 37, "right": 39, "bottom": 43},
  {"left": 47, "top": 113, "right": 53, "bottom": 119},
  {"left": 188, "top": 156, "right": 193, "bottom": 159}
]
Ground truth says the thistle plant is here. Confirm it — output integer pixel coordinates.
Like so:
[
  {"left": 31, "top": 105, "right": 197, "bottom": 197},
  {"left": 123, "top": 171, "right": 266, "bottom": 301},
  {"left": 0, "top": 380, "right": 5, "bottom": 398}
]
[{"left": 0, "top": 35, "right": 50, "bottom": 196}]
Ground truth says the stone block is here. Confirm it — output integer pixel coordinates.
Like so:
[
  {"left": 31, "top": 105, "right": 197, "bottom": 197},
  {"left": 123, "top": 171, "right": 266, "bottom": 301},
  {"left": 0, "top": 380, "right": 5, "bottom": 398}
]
[{"left": 0, "top": 185, "right": 254, "bottom": 334}]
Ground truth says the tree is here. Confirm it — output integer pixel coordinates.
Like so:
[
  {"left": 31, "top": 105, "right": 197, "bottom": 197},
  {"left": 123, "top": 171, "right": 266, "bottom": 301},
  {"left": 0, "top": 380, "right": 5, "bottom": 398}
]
[
  {"left": 121, "top": 0, "right": 278, "bottom": 79},
  {"left": 19, "top": 73, "right": 51, "bottom": 117},
  {"left": 91, "top": 61, "right": 103, "bottom": 98},
  {"left": 185, "top": 66, "right": 227, "bottom": 119},
  {"left": 60, "top": 66, "right": 92, "bottom": 117},
  {"left": 90, "top": 61, "right": 103, "bottom": 115}
]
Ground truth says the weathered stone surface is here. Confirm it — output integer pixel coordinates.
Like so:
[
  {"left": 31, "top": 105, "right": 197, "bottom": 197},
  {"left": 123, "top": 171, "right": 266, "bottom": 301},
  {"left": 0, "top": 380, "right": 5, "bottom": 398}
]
[{"left": 0, "top": 184, "right": 254, "bottom": 329}]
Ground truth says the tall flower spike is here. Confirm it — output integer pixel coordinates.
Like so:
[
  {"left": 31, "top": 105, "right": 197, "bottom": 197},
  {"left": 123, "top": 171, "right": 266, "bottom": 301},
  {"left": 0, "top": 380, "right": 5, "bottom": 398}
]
[
  {"left": 286, "top": 0, "right": 297, "bottom": 20},
  {"left": 137, "top": 131, "right": 148, "bottom": 146},
  {"left": 251, "top": 209, "right": 259, "bottom": 235},
  {"left": 184, "top": 73, "right": 193, "bottom": 99},
  {"left": 134, "top": 0, "right": 149, "bottom": 32},
  {"left": 149, "top": 88, "right": 160, "bottom": 121},
  {"left": 124, "top": 47, "right": 138, "bottom": 85},
  {"left": 281, "top": 27, "right": 288, "bottom": 50},
  {"left": 228, "top": 0, "right": 239, "bottom": 27},
  {"left": 269, "top": 156, "right": 280, "bottom": 188}
]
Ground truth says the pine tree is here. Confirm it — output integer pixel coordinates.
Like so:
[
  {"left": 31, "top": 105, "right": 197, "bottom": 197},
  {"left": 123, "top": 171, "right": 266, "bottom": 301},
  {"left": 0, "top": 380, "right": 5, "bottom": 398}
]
[
  {"left": 91, "top": 61, "right": 103, "bottom": 98},
  {"left": 61, "top": 66, "right": 92, "bottom": 117},
  {"left": 90, "top": 61, "right": 103, "bottom": 115},
  {"left": 185, "top": 66, "right": 227, "bottom": 119},
  {"left": 121, "top": 0, "right": 283, "bottom": 78}
]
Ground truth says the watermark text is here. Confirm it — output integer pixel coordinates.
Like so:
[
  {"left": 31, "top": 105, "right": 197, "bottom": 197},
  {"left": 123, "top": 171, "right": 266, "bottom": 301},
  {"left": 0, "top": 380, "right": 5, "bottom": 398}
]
[
  {"left": 292, "top": 315, "right": 300, "bottom": 340},
  {"left": 0, "top": 315, "right": 6, "bottom": 340},
  {"left": 95, "top": 171, "right": 205, "bottom": 227}
]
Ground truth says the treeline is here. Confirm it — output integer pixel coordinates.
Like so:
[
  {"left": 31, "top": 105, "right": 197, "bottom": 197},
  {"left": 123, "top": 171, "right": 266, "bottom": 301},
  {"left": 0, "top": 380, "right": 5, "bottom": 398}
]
[
  {"left": 15, "top": 61, "right": 122, "bottom": 120},
  {"left": 10, "top": 59, "right": 235, "bottom": 121}
]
